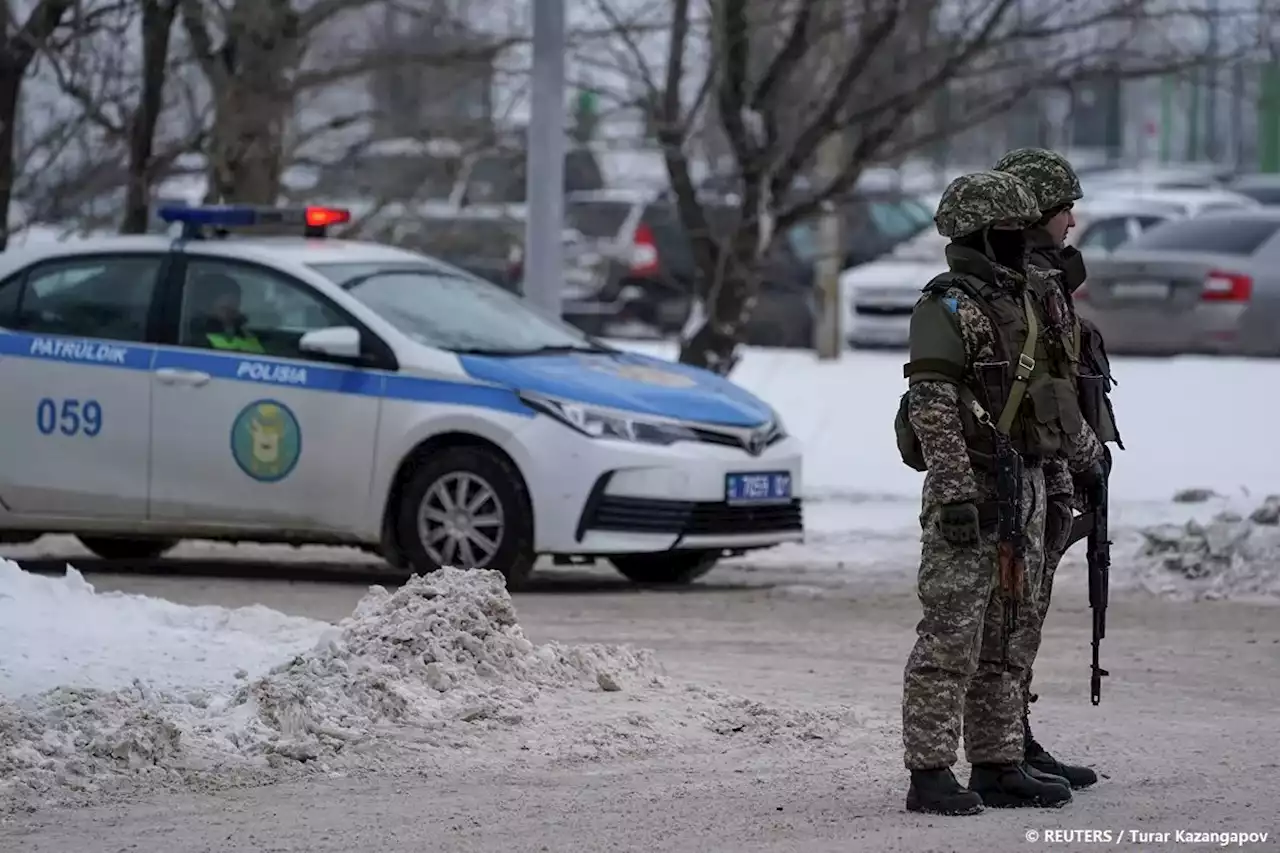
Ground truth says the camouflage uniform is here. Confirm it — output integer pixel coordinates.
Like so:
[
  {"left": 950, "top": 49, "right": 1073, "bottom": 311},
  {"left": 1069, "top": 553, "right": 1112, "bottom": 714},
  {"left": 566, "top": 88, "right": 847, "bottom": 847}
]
[
  {"left": 901, "top": 171, "right": 1073, "bottom": 782},
  {"left": 995, "top": 147, "right": 1112, "bottom": 790}
]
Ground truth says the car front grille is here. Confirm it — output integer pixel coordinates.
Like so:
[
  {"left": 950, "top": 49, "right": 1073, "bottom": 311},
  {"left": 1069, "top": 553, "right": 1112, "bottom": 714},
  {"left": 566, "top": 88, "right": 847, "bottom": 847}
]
[
  {"left": 688, "top": 424, "right": 786, "bottom": 454},
  {"left": 580, "top": 495, "right": 804, "bottom": 537}
]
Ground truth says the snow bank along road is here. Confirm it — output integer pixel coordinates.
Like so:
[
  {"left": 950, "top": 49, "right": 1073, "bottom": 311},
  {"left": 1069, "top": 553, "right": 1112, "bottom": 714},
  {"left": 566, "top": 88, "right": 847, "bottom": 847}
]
[{"left": 2, "top": 555, "right": 1278, "bottom": 853}]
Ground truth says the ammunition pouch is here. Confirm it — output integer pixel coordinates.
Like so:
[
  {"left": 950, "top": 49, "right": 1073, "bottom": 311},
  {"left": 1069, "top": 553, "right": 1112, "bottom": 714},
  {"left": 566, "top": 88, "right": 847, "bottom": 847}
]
[{"left": 1077, "top": 318, "right": 1124, "bottom": 449}]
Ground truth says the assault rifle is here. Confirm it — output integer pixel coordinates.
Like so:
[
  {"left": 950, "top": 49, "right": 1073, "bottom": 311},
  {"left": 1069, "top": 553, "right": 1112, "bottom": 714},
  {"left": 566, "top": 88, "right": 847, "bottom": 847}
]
[
  {"left": 1066, "top": 448, "right": 1112, "bottom": 705},
  {"left": 994, "top": 432, "right": 1025, "bottom": 670}
]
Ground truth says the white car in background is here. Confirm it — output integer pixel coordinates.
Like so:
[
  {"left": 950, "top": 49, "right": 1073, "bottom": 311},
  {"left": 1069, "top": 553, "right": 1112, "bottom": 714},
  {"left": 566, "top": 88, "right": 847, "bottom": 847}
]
[
  {"left": 842, "top": 197, "right": 1183, "bottom": 349},
  {"left": 1085, "top": 187, "right": 1260, "bottom": 220},
  {"left": 0, "top": 205, "right": 803, "bottom": 589}
]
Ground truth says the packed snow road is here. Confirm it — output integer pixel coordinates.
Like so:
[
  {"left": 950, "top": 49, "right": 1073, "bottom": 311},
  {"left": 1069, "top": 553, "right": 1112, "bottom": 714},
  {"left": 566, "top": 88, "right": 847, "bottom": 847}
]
[
  {"left": 2, "top": 552, "right": 1278, "bottom": 853},
  {"left": 4, "top": 347, "right": 1280, "bottom": 851}
]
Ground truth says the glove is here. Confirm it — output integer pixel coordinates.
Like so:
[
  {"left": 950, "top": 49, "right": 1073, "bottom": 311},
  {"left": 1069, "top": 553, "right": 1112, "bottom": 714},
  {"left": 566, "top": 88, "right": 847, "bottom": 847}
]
[
  {"left": 1045, "top": 497, "right": 1074, "bottom": 557},
  {"left": 937, "top": 502, "right": 980, "bottom": 546}
]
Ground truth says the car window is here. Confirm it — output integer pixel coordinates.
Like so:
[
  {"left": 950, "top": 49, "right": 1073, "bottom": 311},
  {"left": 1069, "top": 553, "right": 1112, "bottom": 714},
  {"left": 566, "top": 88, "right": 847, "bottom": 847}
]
[
  {"left": 309, "top": 262, "right": 598, "bottom": 354},
  {"left": 178, "top": 259, "right": 348, "bottom": 359},
  {"left": 0, "top": 255, "right": 163, "bottom": 343},
  {"left": 565, "top": 200, "right": 634, "bottom": 239},
  {"left": 868, "top": 201, "right": 922, "bottom": 241},
  {"left": 1121, "top": 217, "right": 1280, "bottom": 255},
  {"left": 1076, "top": 217, "right": 1134, "bottom": 251},
  {"left": 1134, "top": 215, "right": 1169, "bottom": 230}
]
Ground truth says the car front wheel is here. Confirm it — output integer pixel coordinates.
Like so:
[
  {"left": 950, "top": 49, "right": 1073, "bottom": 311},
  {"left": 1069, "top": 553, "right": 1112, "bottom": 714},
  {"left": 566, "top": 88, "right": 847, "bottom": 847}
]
[
  {"left": 396, "top": 445, "right": 536, "bottom": 589},
  {"left": 610, "top": 551, "right": 719, "bottom": 585},
  {"left": 77, "top": 536, "right": 180, "bottom": 561}
]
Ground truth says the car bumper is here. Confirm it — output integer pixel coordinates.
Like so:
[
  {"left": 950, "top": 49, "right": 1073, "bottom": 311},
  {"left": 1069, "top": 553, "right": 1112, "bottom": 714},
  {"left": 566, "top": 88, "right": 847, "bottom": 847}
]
[
  {"left": 515, "top": 417, "right": 805, "bottom": 556},
  {"left": 1077, "top": 303, "right": 1248, "bottom": 355},
  {"left": 847, "top": 305, "right": 911, "bottom": 348}
]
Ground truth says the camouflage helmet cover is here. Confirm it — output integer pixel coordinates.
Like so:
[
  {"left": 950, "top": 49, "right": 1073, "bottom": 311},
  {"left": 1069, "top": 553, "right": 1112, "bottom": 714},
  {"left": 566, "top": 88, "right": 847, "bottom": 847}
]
[
  {"left": 933, "top": 170, "right": 1043, "bottom": 239},
  {"left": 992, "top": 147, "right": 1083, "bottom": 212}
]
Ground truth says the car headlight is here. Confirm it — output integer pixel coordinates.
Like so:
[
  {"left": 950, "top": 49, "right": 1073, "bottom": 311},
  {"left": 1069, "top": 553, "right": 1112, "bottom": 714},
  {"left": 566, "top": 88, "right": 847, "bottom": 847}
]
[
  {"left": 768, "top": 408, "right": 788, "bottom": 440},
  {"left": 520, "top": 392, "right": 698, "bottom": 445}
]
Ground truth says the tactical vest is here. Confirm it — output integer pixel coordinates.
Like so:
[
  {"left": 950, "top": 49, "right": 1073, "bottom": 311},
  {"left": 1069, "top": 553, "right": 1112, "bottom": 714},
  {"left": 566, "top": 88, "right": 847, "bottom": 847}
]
[
  {"left": 896, "top": 271, "right": 1084, "bottom": 471},
  {"left": 207, "top": 332, "right": 265, "bottom": 353},
  {"left": 1026, "top": 241, "right": 1124, "bottom": 449}
]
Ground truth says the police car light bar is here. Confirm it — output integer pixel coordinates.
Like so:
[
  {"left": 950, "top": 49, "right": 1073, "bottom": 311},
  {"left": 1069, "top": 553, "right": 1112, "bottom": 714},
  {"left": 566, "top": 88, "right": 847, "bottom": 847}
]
[{"left": 157, "top": 205, "right": 352, "bottom": 238}]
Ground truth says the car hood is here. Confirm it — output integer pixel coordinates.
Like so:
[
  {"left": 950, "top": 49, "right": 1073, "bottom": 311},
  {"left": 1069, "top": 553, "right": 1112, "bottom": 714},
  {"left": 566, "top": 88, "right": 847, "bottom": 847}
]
[
  {"left": 840, "top": 258, "right": 942, "bottom": 286},
  {"left": 458, "top": 350, "right": 774, "bottom": 427}
]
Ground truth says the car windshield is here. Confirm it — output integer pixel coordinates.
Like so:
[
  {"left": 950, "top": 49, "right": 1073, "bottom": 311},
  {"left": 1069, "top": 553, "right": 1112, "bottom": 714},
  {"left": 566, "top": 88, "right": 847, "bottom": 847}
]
[
  {"left": 309, "top": 262, "right": 605, "bottom": 354},
  {"left": 1120, "top": 217, "right": 1280, "bottom": 255},
  {"left": 867, "top": 199, "right": 931, "bottom": 241}
]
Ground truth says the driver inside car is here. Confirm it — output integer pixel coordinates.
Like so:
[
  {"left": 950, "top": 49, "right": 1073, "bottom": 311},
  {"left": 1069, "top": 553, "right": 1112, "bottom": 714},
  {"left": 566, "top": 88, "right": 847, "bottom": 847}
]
[{"left": 190, "top": 273, "right": 265, "bottom": 353}]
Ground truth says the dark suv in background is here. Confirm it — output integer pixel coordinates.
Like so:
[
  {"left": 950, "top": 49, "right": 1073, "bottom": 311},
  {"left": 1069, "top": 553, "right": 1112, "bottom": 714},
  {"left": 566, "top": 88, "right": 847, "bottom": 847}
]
[{"left": 556, "top": 189, "right": 932, "bottom": 347}]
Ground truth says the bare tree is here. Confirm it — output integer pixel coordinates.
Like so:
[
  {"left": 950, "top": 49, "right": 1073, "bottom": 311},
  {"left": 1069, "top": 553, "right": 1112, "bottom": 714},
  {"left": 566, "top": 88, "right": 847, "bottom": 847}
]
[
  {"left": 593, "top": 0, "right": 1260, "bottom": 373},
  {"left": 0, "top": 0, "right": 85, "bottom": 247}
]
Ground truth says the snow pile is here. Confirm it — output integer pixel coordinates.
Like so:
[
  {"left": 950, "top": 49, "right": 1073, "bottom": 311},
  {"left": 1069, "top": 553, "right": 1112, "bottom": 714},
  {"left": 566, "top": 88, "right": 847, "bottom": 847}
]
[
  {"left": 0, "top": 561, "right": 852, "bottom": 814},
  {"left": 0, "top": 561, "right": 328, "bottom": 697},
  {"left": 1133, "top": 495, "right": 1280, "bottom": 600},
  {"left": 0, "top": 564, "right": 662, "bottom": 811}
]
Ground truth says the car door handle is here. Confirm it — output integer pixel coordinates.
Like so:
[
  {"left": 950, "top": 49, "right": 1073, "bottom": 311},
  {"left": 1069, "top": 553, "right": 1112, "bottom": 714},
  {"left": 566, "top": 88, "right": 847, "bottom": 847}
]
[{"left": 155, "top": 368, "right": 211, "bottom": 387}]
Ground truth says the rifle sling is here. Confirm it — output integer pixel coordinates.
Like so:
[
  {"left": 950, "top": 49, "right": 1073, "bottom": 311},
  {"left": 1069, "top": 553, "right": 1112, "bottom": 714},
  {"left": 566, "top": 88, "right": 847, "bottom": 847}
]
[
  {"left": 955, "top": 289, "right": 1039, "bottom": 438},
  {"left": 996, "top": 290, "right": 1039, "bottom": 435}
]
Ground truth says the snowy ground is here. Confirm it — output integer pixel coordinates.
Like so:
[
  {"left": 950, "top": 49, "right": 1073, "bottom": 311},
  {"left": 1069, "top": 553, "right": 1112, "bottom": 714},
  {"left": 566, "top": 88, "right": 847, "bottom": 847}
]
[{"left": 3, "top": 346, "right": 1280, "bottom": 851}]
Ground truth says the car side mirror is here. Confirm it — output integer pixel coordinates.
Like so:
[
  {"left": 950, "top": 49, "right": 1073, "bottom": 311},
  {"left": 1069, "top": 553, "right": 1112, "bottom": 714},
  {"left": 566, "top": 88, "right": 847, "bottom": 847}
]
[{"left": 299, "top": 325, "right": 361, "bottom": 359}]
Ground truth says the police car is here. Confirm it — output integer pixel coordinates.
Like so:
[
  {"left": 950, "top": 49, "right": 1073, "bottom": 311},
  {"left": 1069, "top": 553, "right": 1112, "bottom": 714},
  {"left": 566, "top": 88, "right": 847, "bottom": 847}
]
[{"left": 0, "top": 205, "right": 803, "bottom": 587}]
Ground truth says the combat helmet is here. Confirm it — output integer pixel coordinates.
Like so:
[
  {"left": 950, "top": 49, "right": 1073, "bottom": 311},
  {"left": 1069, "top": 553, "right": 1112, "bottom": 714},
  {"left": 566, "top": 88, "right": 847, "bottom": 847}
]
[
  {"left": 933, "top": 170, "right": 1042, "bottom": 239},
  {"left": 993, "top": 147, "right": 1083, "bottom": 212}
]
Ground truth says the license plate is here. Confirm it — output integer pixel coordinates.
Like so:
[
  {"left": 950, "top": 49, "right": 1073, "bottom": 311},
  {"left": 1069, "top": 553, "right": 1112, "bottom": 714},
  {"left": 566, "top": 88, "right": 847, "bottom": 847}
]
[
  {"left": 725, "top": 471, "right": 792, "bottom": 504},
  {"left": 1110, "top": 281, "right": 1170, "bottom": 299}
]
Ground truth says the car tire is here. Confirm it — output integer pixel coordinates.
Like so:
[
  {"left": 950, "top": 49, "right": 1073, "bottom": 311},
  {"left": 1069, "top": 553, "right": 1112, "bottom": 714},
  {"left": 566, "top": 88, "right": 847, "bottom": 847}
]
[
  {"left": 77, "top": 536, "right": 179, "bottom": 561},
  {"left": 396, "top": 445, "right": 536, "bottom": 590},
  {"left": 610, "top": 551, "right": 719, "bottom": 586}
]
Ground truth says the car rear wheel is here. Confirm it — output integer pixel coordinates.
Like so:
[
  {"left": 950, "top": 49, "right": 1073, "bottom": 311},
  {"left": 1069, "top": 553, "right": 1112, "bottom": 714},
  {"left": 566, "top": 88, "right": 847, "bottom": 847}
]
[
  {"left": 396, "top": 445, "right": 536, "bottom": 590},
  {"left": 610, "top": 551, "right": 719, "bottom": 585},
  {"left": 77, "top": 536, "right": 179, "bottom": 561}
]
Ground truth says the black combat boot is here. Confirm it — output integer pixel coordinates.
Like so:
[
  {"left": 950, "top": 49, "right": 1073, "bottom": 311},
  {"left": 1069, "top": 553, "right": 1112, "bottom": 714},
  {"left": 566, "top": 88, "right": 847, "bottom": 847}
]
[
  {"left": 1024, "top": 762, "right": 1070, "bottom": 787},
  {"left": 906, "top": 768, "right": 984, "bottom": 815},
  {"left": 967, "top": 762, "right": 1072, "bottom": 808},
  {"left": 1025, "top": 710, "right": 1098, "bottom": 790}
]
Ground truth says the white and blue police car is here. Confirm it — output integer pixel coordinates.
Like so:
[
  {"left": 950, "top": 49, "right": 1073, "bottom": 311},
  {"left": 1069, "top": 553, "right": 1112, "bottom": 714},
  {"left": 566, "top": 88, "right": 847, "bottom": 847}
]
[{"left": 0, "top": 204, "right": 803, "bottom": 587}]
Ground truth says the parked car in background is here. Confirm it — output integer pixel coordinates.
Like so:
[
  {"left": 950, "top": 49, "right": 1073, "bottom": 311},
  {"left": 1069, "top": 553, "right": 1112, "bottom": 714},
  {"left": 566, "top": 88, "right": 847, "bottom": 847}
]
[
  {"left": 1080, "top": 164, "right": 1237, "bottom": 195},
  {"left": 842, "top": 197, "right": 1176, "bottom": 349},
  {"left": 1226, "top": 173, "right": 1280, "bottom": 206},
  {"left": 1085, "top": 187, "right": 1259, "bottom": 219},
  {"left": 373, "top": 214, "right": 524, "bottom": 292},
  {"left": 1066, "top": 198, "right": 1181, "bottom": 255},
  {"left": 1078, "top": 208, "right": 1280, "bottom": 357},
  {"left": 559, "top": 190, "right": 819, "bottom": 347}
]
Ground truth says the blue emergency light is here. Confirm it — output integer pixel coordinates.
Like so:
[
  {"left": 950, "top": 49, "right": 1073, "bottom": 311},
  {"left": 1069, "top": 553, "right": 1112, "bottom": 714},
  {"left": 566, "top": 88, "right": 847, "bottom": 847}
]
[{"left": 157, "top": 204, "right": 351, "bottom": 239}]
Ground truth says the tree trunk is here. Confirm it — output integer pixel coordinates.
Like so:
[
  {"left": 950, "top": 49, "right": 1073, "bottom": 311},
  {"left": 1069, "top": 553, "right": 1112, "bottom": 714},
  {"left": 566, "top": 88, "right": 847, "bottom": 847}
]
[
  {"left": 121, "top": 0, "right": 178, "bottom": 234},
  {"left": 204, "top": 0, "right": 301, "bottom": 204},
  {"left": 0, "top": 66, "right": 21, "bottom": 250},
  {"left": 676, "top": 182, "right": 767, "bottom": 375}
]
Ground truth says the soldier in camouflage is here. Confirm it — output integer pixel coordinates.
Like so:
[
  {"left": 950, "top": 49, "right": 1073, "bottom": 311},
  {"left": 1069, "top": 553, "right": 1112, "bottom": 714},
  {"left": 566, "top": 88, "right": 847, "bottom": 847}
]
[
  {"left": 899, "top": 170, "right": 1092, "bottom": 815},
  {"left": 995, "top": 148, "right": 1121, "bottom": 791}
]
